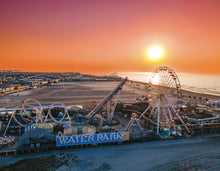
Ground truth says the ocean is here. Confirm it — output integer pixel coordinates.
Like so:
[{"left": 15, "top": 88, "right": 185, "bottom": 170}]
[{"left": 117, "top": 72, "right": 220, "bottom": 96}]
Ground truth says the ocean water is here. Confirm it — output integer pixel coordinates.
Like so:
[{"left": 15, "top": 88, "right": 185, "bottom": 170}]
[{"left": 117, "top": 72, "right": 220, "bottom": 96}]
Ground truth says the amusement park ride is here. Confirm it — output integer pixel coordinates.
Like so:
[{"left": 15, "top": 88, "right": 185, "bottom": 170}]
[
  {"left": 145, "top": 66, "right": 190, "bottom": 135},
  {"left": 0, "top": 66, "right": 219, "bottom": 153},
  {"left": 3, "top": 66, "right": 189, "bottom": 136}
]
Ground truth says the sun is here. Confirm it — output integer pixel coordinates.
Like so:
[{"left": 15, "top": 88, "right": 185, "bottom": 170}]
[{"left": 147, "top": 46, "right": 163, "bottom": 61}]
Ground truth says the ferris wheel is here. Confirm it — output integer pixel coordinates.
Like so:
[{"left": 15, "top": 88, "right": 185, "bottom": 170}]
[
  {"left": 148, "top": 66, "right": 182, "bottom": 104},
  {"left": 141, "top": 66, "right": 190, "bottom": 136}
]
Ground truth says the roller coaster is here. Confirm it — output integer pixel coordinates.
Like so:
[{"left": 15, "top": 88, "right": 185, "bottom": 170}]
[{"left": 0, "top": 66, "right": 219, "bottom": 153}]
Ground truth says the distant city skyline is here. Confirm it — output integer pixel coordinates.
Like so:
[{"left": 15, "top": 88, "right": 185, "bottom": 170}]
[{"left": 0, "top": 0, "right": 220, "bottom": 75}]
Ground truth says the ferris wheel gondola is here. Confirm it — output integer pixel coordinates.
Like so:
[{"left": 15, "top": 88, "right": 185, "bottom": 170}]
[
  {"left": 148, "top": 66, "right": 182, "bottom": 106},
  {"left": 140, "top": 66, "right": 190, "bottom": 135}
]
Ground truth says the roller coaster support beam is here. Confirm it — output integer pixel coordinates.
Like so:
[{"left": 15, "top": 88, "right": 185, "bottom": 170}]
[
  {"left": 107, "top": 101, "right": 111, "bottom": 117},
  {"left": 3, "top": 112, "right": 14, "bottom": 136},
  {"left": 86, "top": 77, "right": 127, "bottom": 120},
  {"left": 108, "top": 89, "right": 122, "bottom": 123}
]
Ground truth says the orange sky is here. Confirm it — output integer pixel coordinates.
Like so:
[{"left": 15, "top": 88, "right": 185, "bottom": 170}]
[{"left": 0, "top": 0, "right": 220, "bottom": 75}]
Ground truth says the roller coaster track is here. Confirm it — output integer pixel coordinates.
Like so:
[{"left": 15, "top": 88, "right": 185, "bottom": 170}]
[
  {"left": 123, "top": 109, "right": 220, "bottom": 129},
  {"left": 197, "top": 104, "right": 220, "bottom": 112},
  {"left": 86, "top": 77, "right": 128, "bottom": 119}
]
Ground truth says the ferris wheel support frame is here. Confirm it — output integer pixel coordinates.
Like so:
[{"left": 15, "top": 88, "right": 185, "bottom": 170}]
[
  {"left": 165, "top": 97, "right": 190, "bottom": 133},
  {"left": 148, "top": 66, "right": 182, "bottom": 107},
  {"left": 138, "top": 93, "right": 190, "bottom": 135},
  {"left": 157, "top": 97, "right": 161, "bottom": 135},
  {"left": 161, "top": 98, "right": 170, "bottom": 130}
]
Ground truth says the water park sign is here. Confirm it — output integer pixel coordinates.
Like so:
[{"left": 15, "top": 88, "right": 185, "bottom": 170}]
[{"left": 56, "top": 132, "right": 129, "bottom": 147}]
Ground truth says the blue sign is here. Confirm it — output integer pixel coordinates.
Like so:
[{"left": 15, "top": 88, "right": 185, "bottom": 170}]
[{"left": 56, "top": 132, "right": 129, "bottom": 147}]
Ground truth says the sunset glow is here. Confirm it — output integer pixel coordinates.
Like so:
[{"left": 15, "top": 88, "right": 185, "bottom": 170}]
[
  {"left": 147, "top": 46, "right": 163, "bottom": 61},
  {"left": 151, "top": 73, "right": 159, "bottom": 85},
  {"left": 0, "top": 0, "right": 220, "bottom": 75}
]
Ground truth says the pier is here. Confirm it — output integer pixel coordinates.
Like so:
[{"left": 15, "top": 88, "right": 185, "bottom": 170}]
[{"left": 0, "top": 67, "right": 219, "bottom": 157}]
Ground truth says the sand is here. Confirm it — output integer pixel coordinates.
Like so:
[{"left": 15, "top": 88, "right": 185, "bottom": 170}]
[
  {"left": 0, "top": 81, "right": 145, "bottom": 108},
  {"left": 0, "top": 81, "right": 220, "bottom": 170},
  {"left": 0, "top": 136, "right": 220, "bottom": 170},
  {"left": 0, "top": 81, "right": 219, "bottom": 109}
]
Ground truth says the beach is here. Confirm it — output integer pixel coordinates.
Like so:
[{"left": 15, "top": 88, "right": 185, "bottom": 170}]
[
  {"left": 0, "top": 80, "right": 220, "bottom": 170},
  {"left": 0, "top": 81, "right": 143, "bottom": 108},
  {"left": 0, "top": 81, "right": 219, "bottom": 109},
  {"left": 0, "top": 136, "right": 220, "bottom": 170},
  {"left": 1, "top": 0, "right": 220, "bottom": 170}
]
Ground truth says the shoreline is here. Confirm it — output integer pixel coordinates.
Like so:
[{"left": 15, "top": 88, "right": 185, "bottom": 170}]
[
  {"left": 181, "top": 88, "right": 220, "bottom": 101},
  {"left": 0, "top": 80, "right": 220, "bottom": 170},
  {"left": 1, "top": 80, "right": 220, "bottom": 99},
  {"left": 129, "top": 80, "right": 220, "bottom": 100},
  {"left": 0, "top": 80, "right": 219, "bottom": 109},
  {"left": 118, "top": 72, "right": 220, "bottom": 97}
]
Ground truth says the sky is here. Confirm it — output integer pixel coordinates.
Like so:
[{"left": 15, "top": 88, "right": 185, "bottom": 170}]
[{"left": 0, "top": 0, "right": 220, "bottom": 75}]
